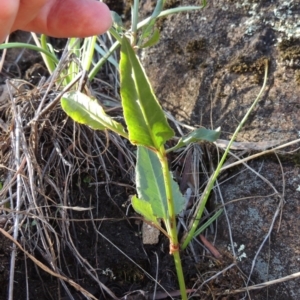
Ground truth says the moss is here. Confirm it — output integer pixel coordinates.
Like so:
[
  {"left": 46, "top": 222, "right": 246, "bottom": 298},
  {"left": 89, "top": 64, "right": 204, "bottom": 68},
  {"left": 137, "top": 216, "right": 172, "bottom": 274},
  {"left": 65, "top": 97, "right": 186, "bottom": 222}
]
[
  {"left": 186, "top": 38, "right": 207, "bottom": 53},
  {"left": 186, "top": 38, "right": 207, "bottom": 69},
  {"left": 295, "top": 70, "right": 300, "bottom": 85},
  {"left": 278, "top": 38, "right": 300, "bottom": 61},
  {"left": 113, "top": 262, "right": 145, "bottom": 283},
  {"left": 229, "top": 56, "right": 269, "bottom": 83},
  {"left": 278, "top": 38, "right": 300, "bottom": 83},
  {"left": 278, "top": 37, "right": 300, "bottom": 51},
  {"left": 167, "top": 39, "right": 184, "bottom": 55},
  {"left": 280, "top": 45, "right": 300, "bottom": 61}
]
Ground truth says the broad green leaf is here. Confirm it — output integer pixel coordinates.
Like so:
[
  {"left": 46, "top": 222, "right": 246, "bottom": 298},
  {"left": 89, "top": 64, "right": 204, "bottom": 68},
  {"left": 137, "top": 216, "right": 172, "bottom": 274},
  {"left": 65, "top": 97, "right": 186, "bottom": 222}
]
[
  {"left": 140, "top": 28, "right": 160, "bottom": 49},
  {"left": 135, "top": 146, "right": 185, "bottom": 219},
  {"left": 61, "top": 91, "right": 127, "bottom": 137},
  {"left": 120, "top": 37, "right": 174, "bottom": 150},
  {"left": 131, "top": 195, "right": 160, "bottom": 226},
  {"left": 171, "top": 127, "right": 221, "bottom": 151}
]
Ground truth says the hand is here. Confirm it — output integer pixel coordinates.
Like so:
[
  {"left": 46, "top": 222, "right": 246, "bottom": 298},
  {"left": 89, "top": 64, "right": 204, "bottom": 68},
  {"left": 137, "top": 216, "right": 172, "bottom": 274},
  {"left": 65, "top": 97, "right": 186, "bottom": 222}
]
[{"left": 0, "top": 0, "right": 112, "bottom": 42}]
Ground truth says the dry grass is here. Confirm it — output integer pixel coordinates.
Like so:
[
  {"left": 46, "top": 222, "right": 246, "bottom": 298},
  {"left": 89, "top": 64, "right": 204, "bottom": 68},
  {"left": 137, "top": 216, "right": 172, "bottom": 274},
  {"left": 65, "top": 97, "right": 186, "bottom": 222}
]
[{"left": 0, "top": 56, "right": 136, "bottom": 299}]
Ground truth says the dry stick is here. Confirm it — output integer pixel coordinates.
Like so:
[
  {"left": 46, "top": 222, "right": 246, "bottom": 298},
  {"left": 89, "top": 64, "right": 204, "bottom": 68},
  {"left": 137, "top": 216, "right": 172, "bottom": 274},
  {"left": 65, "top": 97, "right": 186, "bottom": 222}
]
[
  {"left": 29, "top": 70, "right": 85, "bottom": 125},
  {"left": 0, "top": 157, "right": 27, "bottom": 197},
  {"left": 14, "top": 88, "right": 78, "bottom": 299},
  {"left": 152, "top": 252, "right": 159, "bottom": 300},
  {"left": 217, "top": 271, "right": 300, "bottom": 296},
  {"left": 32, "top": 37, "right": 75, "bottom": 118},
  {"left": 0, "top": 228, "right": 98, "bottom": 300},
  {"left": 0, "top": 36, "right": 9, "bottom": 72},
  {"left": 15, "top": 89, "right": 66, "bottom": 295},
  {"left": 7, "top": 84, "right": 23, "bottom": 300},
  {"left": 193, "top": 263, "right": 237, "bottom": 296},
  {"left": 274, "top": 152, "right": 286, "bottom": 233},
  {"left": 220, "top": 138, "right": 300, "bottom": 171}
]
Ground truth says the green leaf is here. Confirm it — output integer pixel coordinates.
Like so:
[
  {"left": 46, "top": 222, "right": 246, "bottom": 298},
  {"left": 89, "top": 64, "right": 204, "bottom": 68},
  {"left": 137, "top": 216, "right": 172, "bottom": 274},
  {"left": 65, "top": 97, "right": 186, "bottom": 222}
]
[
  {"left": 139, "top": 0, "right": 164, "bottom": 42},
  {"left": 120, "top": 37, "right": 174, "bottom": 150},
  {"left": 140, "top": 28, "right": 160, "bottom": 48},
  {"left": 135, "top": 146, "right": 185, "bottom": 219},
  {"left": 182, "top": 127, "right": 220, "bottom": 144},
  {"left": 61, "top": 91, "right": 127, "bottom": 137},
  {"left": 111, "top": 11, "right": 123, "bottom": 29},
  {"left": 193, "top": 209, "right": 223, "bottom": 237},
  {"left": 131, "top": 195, "right": 160, "bottom": 226},
  {"left": 171, "top": 128, "right": 221, "bottom": 151}
]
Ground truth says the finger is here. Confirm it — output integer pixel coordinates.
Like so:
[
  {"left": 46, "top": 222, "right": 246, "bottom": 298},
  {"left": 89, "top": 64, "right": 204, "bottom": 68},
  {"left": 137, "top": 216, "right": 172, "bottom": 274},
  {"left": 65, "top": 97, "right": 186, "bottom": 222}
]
[
  {"left": 23, "top": 0, "right": 112, "bottom": 38},
  {"left": 10, "top": 0, "right": 48, "bottom": 32},
  {"left": 0, "top": 0, "right": 19, "bottom": 42}
]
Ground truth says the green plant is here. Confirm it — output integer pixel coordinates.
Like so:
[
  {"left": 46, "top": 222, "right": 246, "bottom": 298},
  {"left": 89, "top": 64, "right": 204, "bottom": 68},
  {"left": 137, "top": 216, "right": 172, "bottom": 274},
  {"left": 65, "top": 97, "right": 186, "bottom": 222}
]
[
  {"left": 60, "top": 43, "right": 268, "bottom": 299},
  {"left": 61, "top": 35, "right": 220, "bottom": 299},
  {"left": 0, "top": 0, "right": 269, "bottom": 298}
]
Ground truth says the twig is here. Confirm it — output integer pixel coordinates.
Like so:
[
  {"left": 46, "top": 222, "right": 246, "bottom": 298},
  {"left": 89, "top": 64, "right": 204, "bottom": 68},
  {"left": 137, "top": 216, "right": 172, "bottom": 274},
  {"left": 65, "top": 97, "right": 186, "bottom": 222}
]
[
  {"left": 220, "top": 138, "right": 300, "bottom": 171},
  {"left": 217, "top": 271, "right": 300, "bottom": 296},
  {"left": 7, "top": 83, "right": 23, "bottom": 300},
  {"left": 0, "top": 36, "right": 9, "bottom": 72}
]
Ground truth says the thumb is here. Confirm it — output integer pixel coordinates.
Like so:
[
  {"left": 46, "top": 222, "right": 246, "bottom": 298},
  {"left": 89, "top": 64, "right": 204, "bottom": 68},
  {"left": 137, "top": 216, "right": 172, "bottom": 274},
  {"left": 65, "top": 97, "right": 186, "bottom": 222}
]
[{"left": 24, "top": 0, "right": 112, "bottom": 38}]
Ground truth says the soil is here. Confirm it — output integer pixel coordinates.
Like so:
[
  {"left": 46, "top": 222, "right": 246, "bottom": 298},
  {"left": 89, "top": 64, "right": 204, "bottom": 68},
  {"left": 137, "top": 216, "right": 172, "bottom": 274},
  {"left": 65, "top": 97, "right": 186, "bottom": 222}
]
[{"left": 1, "top": 0, "right": 300, "bottom": 299}]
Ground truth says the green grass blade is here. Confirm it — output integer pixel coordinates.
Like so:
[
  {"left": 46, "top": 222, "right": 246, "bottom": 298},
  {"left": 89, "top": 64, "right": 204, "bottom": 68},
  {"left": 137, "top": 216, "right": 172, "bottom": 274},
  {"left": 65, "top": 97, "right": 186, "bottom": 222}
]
[
  {"left": 88, "top": 40, "right": 120, "bottom": 81},
  {"left": 40, "top": 34, "right": 57, "bottom": 73},
  {"left": 120, "top": 37, "right": 174, "bottom": 150},
  {"left": 0, "top": 42, "right": 59, "bottom": 64},
  {"left": 181, "top": 59, "right": 269, "bottom": 250},
  {"left": 137, "top": 6, "right": 206, "bottom": 30},
  {"left": 193, "top": 209, "right": 223, "bottom": 237},
  {"left": 139, "top": 0, "right": 164, "bottom": 43},
  {"left": 61, "top": 91, "right": 128, "bottom": 138}
]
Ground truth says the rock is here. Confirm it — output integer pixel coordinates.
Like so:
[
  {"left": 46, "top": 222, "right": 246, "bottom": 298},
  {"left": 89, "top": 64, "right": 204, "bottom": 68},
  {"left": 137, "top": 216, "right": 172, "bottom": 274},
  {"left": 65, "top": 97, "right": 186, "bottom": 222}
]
[{"left": 142, "top": 0, "right": 300, "bottom": 298}]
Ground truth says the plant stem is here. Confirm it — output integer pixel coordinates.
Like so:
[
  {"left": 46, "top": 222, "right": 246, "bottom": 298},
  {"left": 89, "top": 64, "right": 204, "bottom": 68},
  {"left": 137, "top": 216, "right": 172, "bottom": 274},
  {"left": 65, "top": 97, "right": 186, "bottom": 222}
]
[
  {"left": 88, "top": 40, "right": 120, "bottom": 81},
  {"left": 39, "top": 34, "right": 56, "bottom": 74},
  {"left": 181, "top": 59, "right": 269, "bottom": 250},
  {"left": 158, "top": 148, "right": 187, "bottom": 300},
  {"left": 173, "top": 250, "right": 187, "bottom": 300},
  {"left": 82, "top": 35, "right": 97, "bottom": 72},
  {"left": 131, "top": 0, "right": 139, "bottom": 46}
]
